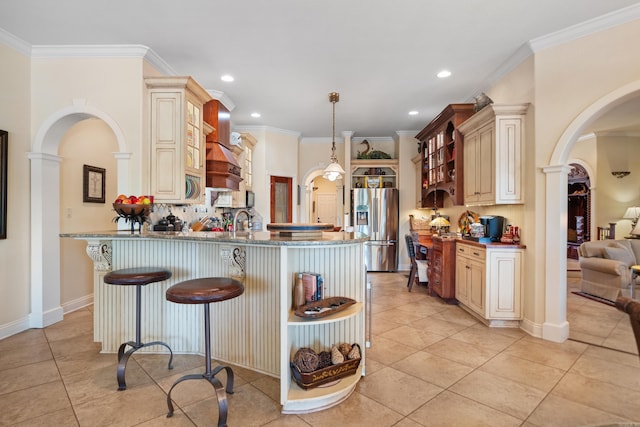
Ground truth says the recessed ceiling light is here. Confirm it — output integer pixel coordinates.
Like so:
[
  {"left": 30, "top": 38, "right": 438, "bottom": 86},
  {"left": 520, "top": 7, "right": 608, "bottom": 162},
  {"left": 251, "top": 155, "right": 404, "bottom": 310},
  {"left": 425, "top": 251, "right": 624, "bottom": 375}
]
[
  {"left": 409, "top": 110, "right": 419, "bottom": 116},
  {"left": 221, "top": 74, "right": 234, "bottom": 82},
  {"left": 251, "top": 112, "right": 261, "bottom": 118},
  {"left": 437, "top": 70, "right": 451, "bottom": 78}
]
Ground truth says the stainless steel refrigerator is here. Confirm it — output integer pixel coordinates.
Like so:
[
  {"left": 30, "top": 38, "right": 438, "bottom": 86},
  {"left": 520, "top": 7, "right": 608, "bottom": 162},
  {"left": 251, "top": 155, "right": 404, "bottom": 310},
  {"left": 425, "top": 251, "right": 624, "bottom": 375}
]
[{"left": 351, "top": 188, "right": 399, "bottom": 271}]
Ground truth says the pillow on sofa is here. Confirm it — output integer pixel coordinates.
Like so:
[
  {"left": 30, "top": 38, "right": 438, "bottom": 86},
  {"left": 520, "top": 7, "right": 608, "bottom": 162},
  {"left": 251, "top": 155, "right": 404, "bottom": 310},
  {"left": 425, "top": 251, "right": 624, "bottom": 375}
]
[{"left": 603, "top": 245, "right": 636, "bottom": 267}]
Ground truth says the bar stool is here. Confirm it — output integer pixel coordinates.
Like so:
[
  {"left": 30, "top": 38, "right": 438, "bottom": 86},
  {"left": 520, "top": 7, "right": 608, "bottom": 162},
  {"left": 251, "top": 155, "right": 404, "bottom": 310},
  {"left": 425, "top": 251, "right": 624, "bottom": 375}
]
[
  {"left": 165, "top": 277, "right": 244, "bottom": 427},
  {"left": 103, "top": 267, "right": 174, "bottom": 390}
]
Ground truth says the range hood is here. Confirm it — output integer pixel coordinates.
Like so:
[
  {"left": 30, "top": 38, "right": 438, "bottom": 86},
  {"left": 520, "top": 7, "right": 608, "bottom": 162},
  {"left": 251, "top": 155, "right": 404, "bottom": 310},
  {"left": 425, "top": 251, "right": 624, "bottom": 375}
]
[{"left": 206, "top": 142, "right": 242, "bottom": 191}]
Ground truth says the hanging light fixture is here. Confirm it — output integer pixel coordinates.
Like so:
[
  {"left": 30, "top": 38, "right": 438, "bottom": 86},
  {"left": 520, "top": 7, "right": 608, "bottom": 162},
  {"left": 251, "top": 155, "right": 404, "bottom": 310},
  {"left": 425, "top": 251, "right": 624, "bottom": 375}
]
[{"left": 323, "top": 92, "right": 345, "bottom": 182}]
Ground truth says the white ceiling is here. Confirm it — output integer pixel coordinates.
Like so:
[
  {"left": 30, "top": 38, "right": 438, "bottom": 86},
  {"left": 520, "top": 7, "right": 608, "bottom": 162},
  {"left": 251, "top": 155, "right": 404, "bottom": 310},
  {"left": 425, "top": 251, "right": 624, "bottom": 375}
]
[{"left": 1, "top": 0, "right": 639, "bottom": 138}]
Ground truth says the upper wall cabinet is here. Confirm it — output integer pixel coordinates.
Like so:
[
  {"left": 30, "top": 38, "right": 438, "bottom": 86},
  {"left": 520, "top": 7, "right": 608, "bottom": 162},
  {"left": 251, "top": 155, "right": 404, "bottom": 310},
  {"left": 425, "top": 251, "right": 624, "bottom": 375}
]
[
  {"left": 146, "top": 76, "right": 213, "bottom": 204},
  {"left": 458, "top": 104, "right": 529, "bottom": 206},
  {"left": 416, "top": 104, "right": 476, "bottom": 207}
]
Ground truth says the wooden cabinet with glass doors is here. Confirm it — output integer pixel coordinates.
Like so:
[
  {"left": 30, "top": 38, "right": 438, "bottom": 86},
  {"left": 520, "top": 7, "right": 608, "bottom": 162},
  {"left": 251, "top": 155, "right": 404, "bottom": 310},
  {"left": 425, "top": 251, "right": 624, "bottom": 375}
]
[{"left": 416, "top": 104, "right": 475, "bottom": 207}]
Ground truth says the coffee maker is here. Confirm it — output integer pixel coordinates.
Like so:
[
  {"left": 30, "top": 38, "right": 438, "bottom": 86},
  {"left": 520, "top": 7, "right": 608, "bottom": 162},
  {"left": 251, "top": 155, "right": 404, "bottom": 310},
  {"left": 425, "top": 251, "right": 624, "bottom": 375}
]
[{"left": 479, "top": 216, "right": 505, "bottom": 242}]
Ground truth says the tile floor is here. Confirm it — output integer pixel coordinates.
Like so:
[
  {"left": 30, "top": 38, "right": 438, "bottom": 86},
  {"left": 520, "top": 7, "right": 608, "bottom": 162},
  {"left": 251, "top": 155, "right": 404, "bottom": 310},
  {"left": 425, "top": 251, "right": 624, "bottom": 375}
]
[{"left": 1, "top": 272, "right": 639, "bottom": 426}]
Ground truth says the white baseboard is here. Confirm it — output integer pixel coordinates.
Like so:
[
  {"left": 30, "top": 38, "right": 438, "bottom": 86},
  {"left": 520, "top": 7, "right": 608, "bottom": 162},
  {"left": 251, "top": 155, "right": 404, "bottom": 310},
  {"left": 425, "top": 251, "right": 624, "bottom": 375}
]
[
  {"left": 0, "top": 316, "right": 31, "bottom": 340},
  {"left": 63, "top": 294, "right": 94, "bottom": 314}
]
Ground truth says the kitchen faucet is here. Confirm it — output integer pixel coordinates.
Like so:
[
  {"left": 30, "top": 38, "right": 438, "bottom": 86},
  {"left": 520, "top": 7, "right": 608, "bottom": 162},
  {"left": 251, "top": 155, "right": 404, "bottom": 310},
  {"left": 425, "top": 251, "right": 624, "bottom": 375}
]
[{"left": 233, "top": 209, "right": 252, "bottom": 232}]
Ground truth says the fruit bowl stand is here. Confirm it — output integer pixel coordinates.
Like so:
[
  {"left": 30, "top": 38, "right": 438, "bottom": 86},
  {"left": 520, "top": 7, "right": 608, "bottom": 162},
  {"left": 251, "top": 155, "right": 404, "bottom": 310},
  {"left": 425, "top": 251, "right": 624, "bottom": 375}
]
[{"left": 112, "top": 203, "right": 152, "bottom": 234}]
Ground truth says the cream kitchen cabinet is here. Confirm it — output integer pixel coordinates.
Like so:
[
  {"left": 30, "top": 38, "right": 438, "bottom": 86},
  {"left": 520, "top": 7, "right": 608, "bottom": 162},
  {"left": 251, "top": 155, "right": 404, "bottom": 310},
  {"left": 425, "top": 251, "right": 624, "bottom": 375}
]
[
  {"left": 455, "top": 241, "right": 523, "bottom": 327},
  {"left": 146, "top": 76, "right": 213, "bottom": 204},
  {"left": 458, "top": 104, "right": 529, "bottom": 206}
]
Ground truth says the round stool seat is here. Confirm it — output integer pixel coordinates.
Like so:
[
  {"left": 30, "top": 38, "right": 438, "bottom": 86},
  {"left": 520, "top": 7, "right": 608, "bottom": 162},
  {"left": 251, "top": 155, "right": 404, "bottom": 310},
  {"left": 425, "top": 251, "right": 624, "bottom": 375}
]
[
  {"left": 104, "top": 267, "right": 172, "bottom": 286},
  {"left": 166, "top": 278, "right": 244, "bottom": 304}
]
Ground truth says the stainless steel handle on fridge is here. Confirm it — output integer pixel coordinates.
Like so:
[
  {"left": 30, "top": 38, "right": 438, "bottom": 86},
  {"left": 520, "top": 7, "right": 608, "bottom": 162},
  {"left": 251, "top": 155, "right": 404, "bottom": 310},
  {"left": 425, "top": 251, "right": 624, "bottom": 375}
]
[{"left": 372, "top": 197, "right": 379, "bottom": 233}]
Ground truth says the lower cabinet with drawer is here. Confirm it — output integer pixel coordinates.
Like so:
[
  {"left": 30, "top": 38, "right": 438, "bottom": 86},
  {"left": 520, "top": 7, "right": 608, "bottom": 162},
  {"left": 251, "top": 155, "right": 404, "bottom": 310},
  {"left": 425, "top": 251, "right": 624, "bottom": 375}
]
[
  {"left": 427, "top": 236, "right": 457, "bottom": 303},
  {"left": 455, "top": 241, "right": 524, "bottom": 327}
]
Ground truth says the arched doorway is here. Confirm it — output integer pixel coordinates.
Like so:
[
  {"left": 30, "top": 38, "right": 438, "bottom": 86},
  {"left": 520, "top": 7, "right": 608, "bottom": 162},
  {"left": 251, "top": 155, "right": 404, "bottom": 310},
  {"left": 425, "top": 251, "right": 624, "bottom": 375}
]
[
  {"left": 543, "top": 80, "right": 640, "bottom": 342},
  {"left": 300, "top": 167, "right": 343, "bottom": 226},
  {"left": 28, "top": 101, "right": 130, "bottom": 328}
]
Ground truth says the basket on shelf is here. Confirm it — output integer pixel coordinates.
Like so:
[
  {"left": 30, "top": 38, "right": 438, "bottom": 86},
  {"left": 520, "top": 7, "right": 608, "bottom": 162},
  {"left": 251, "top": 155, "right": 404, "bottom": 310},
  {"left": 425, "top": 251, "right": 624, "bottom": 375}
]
[{"left": 290, "top": 344, "right": 361, "bottom": 389}]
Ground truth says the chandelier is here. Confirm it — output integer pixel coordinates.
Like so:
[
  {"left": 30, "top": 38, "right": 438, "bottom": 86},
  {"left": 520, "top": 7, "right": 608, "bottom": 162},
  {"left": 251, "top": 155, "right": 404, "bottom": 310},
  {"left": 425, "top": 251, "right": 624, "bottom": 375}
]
[{"left": 323, "top": 92, "right": 345, "bottom": 181}]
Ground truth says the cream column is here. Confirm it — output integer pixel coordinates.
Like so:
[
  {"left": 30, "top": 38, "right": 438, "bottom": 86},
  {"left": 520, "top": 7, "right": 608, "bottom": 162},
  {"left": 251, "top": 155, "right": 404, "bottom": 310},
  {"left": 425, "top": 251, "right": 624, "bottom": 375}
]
[
  {"left": 542, "top": 164, "right": 571, "bottom": 342},
  {"left": 343, "top": 131, "right": 353, "bottom": 227}
]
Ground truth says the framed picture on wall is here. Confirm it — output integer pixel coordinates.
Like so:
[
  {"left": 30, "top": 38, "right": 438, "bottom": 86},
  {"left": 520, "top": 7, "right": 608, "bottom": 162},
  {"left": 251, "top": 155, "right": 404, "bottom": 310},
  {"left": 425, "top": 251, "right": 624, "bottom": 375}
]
[
  {"left": 0, "top": 130, "right": 7, "bottom": 239},
  {"left": 83, "top": 164, "right": 105, "bottom": 203}
]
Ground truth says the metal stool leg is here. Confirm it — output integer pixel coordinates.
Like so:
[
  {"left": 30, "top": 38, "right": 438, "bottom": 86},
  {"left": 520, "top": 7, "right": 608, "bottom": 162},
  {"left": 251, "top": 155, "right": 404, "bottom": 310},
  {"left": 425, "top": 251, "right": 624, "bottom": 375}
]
[
  {"left": 166, "top": 303, "right": 233, "bottom": 426},
  {"left": 117, "top": 285, "right": 174, "bottom": 390}
]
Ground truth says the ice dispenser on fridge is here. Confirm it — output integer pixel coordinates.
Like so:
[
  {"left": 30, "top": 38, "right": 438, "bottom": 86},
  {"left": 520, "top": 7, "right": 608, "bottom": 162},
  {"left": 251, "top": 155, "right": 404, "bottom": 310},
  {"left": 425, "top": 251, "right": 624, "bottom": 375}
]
[{"left": 479, "top": 216, "right": 505, "bottom": 242}]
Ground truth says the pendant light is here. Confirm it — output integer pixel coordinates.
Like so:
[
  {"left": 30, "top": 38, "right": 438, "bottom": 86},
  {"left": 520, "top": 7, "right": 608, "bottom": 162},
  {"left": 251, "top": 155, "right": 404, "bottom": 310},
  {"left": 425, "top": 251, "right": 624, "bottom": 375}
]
[{"left": 323, "top": 92, "right": 346, "bottom": 181}]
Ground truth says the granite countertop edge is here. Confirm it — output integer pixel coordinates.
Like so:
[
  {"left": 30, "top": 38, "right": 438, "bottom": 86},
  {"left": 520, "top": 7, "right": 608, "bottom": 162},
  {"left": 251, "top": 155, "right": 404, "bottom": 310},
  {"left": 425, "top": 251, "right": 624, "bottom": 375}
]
[{"left": 60, "top": 230, "right": 370, "bottom": 246}]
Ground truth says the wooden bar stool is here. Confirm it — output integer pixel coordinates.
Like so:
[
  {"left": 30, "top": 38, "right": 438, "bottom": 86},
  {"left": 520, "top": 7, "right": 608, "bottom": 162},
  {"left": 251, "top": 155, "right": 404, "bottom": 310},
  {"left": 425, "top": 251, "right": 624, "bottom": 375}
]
[
  {"left": 103, "top": 267, "right": 174, "bottom": 390},
  {"left": 165, "top": 277, "right": 244, "bottom": 427}
]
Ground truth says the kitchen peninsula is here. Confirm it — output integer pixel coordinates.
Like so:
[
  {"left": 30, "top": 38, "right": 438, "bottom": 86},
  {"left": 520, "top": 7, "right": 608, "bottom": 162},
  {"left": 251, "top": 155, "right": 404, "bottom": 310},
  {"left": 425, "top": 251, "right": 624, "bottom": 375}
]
[{"left": 62, "top": 230, "right": 368, "bottom": 414}]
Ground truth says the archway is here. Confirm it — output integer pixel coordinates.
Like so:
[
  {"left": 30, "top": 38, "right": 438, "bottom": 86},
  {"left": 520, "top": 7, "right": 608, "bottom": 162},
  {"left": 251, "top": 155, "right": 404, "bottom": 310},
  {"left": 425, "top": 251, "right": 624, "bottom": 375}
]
[
  {"left": 28, "top": 100, "right": 130, "bottom": 328},
  {"left": 300, "top": 167, "right": 344, "bottom": 226},
  {"left": 543, "top": 80, "right": 640, "bottom": 342}
]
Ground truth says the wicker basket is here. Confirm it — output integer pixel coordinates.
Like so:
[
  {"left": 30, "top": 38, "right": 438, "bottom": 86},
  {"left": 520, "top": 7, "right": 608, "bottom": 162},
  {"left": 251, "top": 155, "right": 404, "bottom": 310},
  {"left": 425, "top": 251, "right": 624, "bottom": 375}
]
[{"left": 290, "top": 344, "right": 361, "bottom": 389}]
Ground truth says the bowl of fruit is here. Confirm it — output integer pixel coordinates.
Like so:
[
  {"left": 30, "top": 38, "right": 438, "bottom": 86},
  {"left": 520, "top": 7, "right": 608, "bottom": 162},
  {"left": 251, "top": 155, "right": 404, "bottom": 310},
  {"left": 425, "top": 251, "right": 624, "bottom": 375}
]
[{"left": 113, "top": 195, "right": 154, "bottom": 233}]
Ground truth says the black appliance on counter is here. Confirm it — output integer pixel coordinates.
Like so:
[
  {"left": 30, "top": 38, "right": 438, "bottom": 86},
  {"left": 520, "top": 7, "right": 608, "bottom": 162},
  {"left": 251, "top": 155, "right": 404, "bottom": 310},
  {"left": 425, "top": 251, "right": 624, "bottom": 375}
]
[{"left": 479, "top": 215, "right": 505, "bottom": 242}]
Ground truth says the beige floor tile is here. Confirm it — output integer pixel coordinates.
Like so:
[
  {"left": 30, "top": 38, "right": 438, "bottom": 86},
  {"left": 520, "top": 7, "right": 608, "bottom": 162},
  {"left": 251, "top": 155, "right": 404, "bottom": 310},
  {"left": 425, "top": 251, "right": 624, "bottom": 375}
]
[
  {"left": 552, "top": 372, "right": 640, "bottom": 421},
  {"left": 363, "top": 356, "right": 386, "bottom": 375},
  {"left": 0, "top": 359, "right": 61, "bottom": 395},
  {"left": 479, "top": 353, "right": 566, "bottom": 392},
  {"left": 261, "top": 415, "right": 316, "bottom": 426},
  {"left": 393, "top": 418, "right": 425, "bottom": 427},
  {"left": 73, "top": 382, "right": 170, "bottom": 427},
  {"left": 366, "top": 335, "right": 418, "bottom": 366},
  {"left": 157, "top": 365, "right": 246, "bottom": 409},
  {"left": 449, "top": 370, "right": 547, "bottom": 420},
  {"left": 370, "top": 315, "right": 405, "bottom": 334},
  {"left": 47, "top": 331, "right": 103, "bottom": 358},
  {"left": 570, "top": 350, "right": 640, "bottom": 391},
  {"left": 430, "top": 305, "right": 481, "bottom": 327},
  {"left": 44, "top": 309, "right": 94, "bottom": 342},
  {"left": 251, "top": 375, "right": 281, "bottom": 402},
  {"left": 408, "top": 390, "right": 522, "bottom": 427},
  {"left": 137, "top": 409, "right": 196, "bottom": 426},
  {"left": 423, "top": 337, "right": 498, "bottom": 368},
  {"left": 526, "top": 393, "right": 629, "bottom": 427},
  {"left": 356, "top": 366, "right": 442, "bottom": 415},
  {"left": 63, "top": 359, "right": 154, "bottom": 406},
  {"left": 54, "top": 348, "right": 119, "bottom": 378},
  {"left": 583, "top": 345, "right": 640, "bottom": 368},
  {"left": 379, "top": 324, "right": 446, "bottom": 350},
  {"left": 393, "top": 300, "right": 448, "bottom": 317},
  {"left": 133, "top": 353, "right": 203, "bottom": 380},
  {"left": 503, "top": 336, "right": 587, "bottom": 370},
  {"left": 297, "top": 391, "right": 404, "bottom": 427},
  {"left": 183, "top": 383, "right": 282, "bottom": 427},
  {"left": 374, "top": 307, "right": 430, "bottom": 326},
  {"left": 602, "top": 325, "right": 639, "bottom": 355},
  {"left": 392, "top": 350, "right": 473, "bottom": 388},
  {"left": 0, "top": 328, "right": 47, "bottom": 351},
  {"left": 449, "top": 325, "right": 521, "bottom": 352},
  {"left": 0, "top": 380, "right": 72, "bottom": 425},
  {"left": 0, "top": 338, "right": 52, "bottom": 371},
  {"left": 413, "top": 316, "right": 471, "bottom": 338},
  {"left": 11, "top": 407, "right": 79, "bottom": 427}
]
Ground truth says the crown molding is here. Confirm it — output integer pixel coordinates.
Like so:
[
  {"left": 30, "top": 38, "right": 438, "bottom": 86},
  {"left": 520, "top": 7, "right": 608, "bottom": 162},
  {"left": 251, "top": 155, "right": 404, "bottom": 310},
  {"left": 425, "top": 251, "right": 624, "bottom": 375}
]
[
  {"left": 30, "top": 44, "right": 176, "bottom": 75},
  {"left": 530, "top": 3, "right": 640, "bottom": 53},
  {"left": 0, "top": 27, "right": 31, "bottom": 56},
  {"left": 207, "top": 89, "right": 236, "bottom": 112},
  {"left": 234, "top": 125, "right": 301, "bottom": 138},
  {"left": 470, "top": 3, "right": 640, "bottom": 99}
]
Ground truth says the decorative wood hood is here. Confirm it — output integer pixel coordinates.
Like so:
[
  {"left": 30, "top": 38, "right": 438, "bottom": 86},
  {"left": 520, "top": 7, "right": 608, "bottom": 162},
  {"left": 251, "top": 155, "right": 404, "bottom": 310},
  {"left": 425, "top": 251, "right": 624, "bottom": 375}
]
[{"left": 203, "top": 100, "right": 242, "bottom": 190}]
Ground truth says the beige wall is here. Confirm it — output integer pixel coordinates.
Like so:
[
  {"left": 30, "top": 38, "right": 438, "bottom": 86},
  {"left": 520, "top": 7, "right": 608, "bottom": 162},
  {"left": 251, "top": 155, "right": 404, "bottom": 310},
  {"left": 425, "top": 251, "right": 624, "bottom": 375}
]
[
  {"left": 0, "top": 44, "right": 31, "bottom": 326},
  {"left": 59, "top": 119, "right": 119, "bottom": 306}
]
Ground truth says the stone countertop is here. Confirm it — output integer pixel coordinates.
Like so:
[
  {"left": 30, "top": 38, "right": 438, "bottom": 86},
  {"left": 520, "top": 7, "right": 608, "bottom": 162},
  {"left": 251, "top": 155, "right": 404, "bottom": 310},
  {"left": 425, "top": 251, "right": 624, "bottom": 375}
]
[{"left": 60, "top": 230, "right": 369, "bottom": 246}]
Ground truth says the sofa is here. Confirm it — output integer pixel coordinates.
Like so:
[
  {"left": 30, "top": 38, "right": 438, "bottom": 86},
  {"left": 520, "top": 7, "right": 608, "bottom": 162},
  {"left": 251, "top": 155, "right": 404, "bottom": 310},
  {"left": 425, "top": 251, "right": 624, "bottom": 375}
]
[{"left": 578, "top": 239, "right": 639, "bottom": 301}]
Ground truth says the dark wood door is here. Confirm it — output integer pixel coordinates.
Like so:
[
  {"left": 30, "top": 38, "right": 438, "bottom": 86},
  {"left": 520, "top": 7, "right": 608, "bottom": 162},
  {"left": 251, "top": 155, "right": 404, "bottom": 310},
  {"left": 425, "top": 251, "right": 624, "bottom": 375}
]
[{"left": 270, "top": 176, "right": 292, "bottom": 223}]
